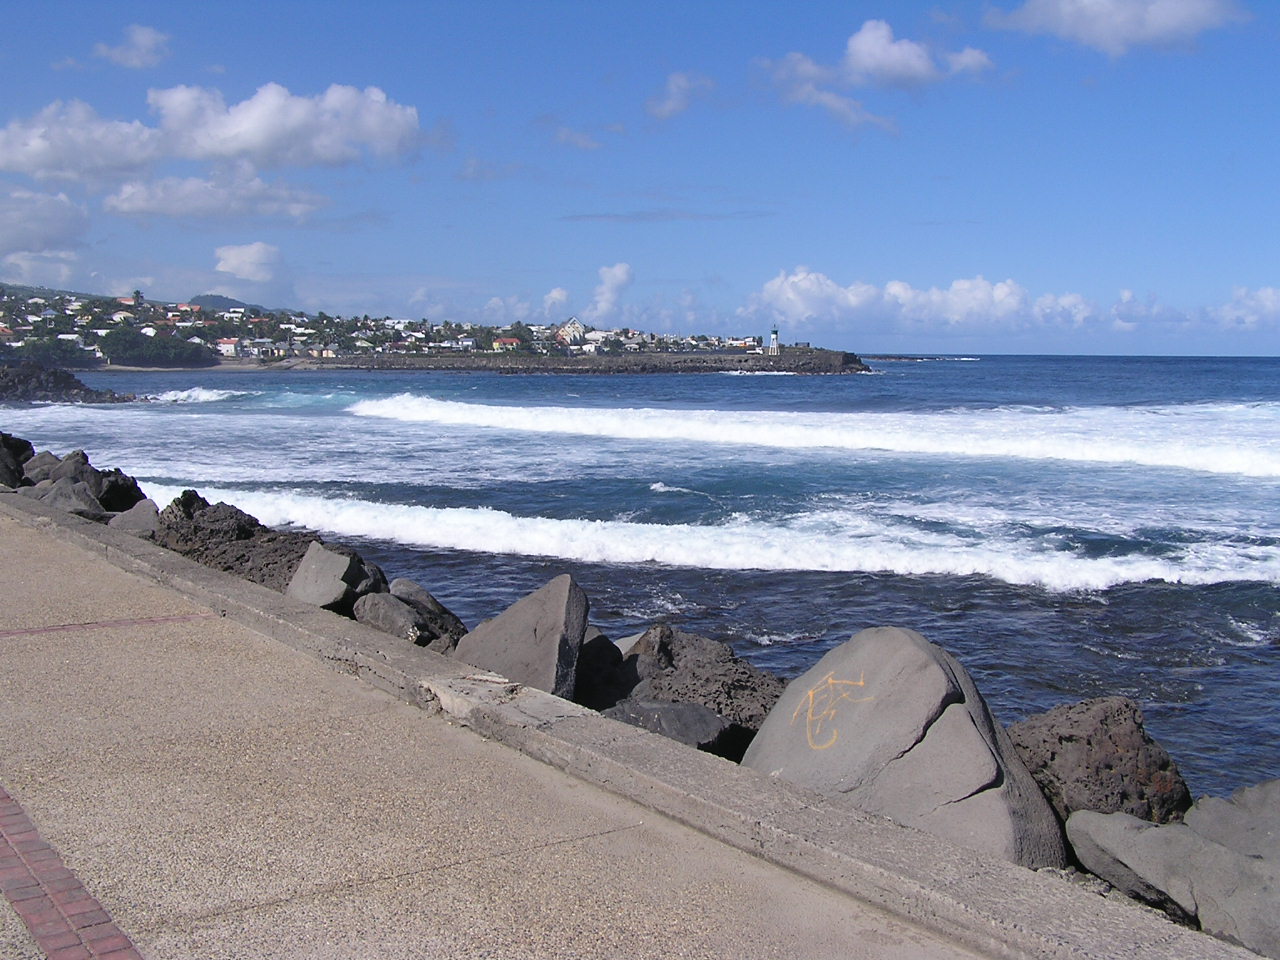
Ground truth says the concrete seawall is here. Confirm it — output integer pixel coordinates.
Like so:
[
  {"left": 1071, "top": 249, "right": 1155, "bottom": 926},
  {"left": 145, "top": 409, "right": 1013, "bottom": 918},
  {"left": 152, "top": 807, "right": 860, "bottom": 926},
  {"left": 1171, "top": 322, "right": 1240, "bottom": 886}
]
[{"left": 0, "top": 491, "right": 1256, "bottom": 960}]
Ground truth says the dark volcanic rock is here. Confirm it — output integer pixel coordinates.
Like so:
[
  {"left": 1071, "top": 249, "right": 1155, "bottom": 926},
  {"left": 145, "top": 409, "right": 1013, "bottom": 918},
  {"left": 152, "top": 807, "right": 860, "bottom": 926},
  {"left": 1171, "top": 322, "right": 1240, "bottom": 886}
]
[
  {"left": 574, "top": 629, "right": 634, "bottom": 711},
  {"left": 0, "top": 432, "right": 34, "bottom": 487},
  {"left": 571, "top": 623, "right": 784, "bottom": 760},
  {"left": 1009, "top": 696, "right": 1191, "bottom": 825},
  {"left": 157, "top": 490, "right": 317, "bottom": 590},
  {"left": 0, "top": 431, "right": 34, "bottom": 466},
  {"left": 0, "top": 451, "right": 20, "bottom": 488},
  {"left": 627, "top": 624, "right": 785, "bottom": 732},
  {"left": 159, "top": 490, "right": 263, "bottom": 544},
  {"left": 603, "top": 697, "right": 752, "bottom": 758},
  {"left": 0, "top": 362, "right": 132, "bottom": 403},
  {"left": 742, "top": 627, "right": 1067, "bottom": 868},
  {"left": 95, "top": 468, "right": 147, "bottom": 512}
]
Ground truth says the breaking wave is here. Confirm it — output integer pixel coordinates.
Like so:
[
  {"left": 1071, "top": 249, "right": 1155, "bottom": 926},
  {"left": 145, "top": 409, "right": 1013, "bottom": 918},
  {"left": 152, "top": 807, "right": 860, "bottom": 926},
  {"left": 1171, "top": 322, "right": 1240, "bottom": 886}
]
[
  {"left": 347, "top": 394, "right": 1280, "bottom": 477},
  {"left": 149, "top": 388, "right": 255, "bottom": 403},
  {"left": 140, "top": 483, "right": 1280, "bottom": 592}
]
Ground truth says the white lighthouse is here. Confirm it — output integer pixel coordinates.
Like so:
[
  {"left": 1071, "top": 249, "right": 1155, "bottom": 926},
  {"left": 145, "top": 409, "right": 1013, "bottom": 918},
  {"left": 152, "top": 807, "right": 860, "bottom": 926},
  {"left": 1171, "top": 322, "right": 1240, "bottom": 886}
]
[{"left": 767, "top": 328, "right": 780, "bottom": 356}]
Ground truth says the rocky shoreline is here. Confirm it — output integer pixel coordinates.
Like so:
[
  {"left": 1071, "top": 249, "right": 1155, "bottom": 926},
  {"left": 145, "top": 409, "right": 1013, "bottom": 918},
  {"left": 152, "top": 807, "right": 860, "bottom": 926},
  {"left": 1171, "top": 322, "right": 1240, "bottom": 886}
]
[
  {"left": 3, "top": 430, "right": 1276, "bottom": 957},
  {"left": 0, "top": 362, "right": 135, "bottom": 403}
]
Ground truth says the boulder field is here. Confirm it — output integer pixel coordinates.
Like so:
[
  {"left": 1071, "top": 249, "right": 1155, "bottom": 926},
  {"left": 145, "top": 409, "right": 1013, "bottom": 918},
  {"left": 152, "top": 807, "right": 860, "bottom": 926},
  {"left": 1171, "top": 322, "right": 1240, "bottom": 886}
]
[{"left": 3, "top": 431, "right": 1276, "bottom": 956}]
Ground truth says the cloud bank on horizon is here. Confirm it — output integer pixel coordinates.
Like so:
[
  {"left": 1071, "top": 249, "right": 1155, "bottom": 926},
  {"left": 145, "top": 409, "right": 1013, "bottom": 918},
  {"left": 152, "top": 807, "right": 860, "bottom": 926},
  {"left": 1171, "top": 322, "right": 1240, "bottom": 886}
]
[{"left": 1, "top": 0, "right": 1275, "bottom": 354}]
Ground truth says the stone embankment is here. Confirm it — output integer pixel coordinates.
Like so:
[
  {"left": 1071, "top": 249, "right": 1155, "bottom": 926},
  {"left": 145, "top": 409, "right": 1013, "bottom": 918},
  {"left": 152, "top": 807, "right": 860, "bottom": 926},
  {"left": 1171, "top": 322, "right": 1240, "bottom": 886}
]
[
  {"left": 3, "top": 429, "right": 1277, "bottom": 958},
  {"left": 297, "top": 346, "right": 869, "bottom": 375}
]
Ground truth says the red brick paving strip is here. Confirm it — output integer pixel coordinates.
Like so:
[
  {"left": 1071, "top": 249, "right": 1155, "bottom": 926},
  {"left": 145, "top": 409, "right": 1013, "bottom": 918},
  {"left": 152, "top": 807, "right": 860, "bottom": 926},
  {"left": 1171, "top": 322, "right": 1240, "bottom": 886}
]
[
  {"left": 0, "top": 782, "right": 143, "bottom": 959},
  {"left": 0, "top": 612, "right": 219, "bottom": 639}
]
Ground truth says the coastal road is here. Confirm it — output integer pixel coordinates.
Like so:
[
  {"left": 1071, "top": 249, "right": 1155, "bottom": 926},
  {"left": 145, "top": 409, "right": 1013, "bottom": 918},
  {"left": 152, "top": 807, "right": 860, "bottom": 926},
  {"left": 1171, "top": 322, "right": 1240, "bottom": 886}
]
[{"left": 0, "top": 509, "right": 982, "bottom": 960}]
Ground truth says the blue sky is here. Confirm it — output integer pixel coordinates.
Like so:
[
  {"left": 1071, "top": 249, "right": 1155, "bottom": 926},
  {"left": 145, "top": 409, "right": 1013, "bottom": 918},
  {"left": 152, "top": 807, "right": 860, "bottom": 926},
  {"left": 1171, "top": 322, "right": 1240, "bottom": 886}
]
[{"left": 1, "top": 0, "right": 1276, "bottom": 354}]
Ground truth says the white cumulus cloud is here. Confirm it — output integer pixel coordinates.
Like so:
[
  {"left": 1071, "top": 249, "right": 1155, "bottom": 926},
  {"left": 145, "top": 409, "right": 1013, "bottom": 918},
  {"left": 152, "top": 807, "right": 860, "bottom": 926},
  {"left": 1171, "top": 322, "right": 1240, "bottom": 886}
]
[
  {"left": 767, "top": 20, "right": 991, "bottom": 127},
  {"left": 988, "top": 0, "right": 1246, "bottom": 55},
  {"left": 149, "top": 82, "right": 421, "bottom": 167},
  {"left": 767, "top": 54, "right": 886, "bottom": 127},
  {"left": 0, "top": 83, "right": 422, "bottom": 187},
  {"left": 93, "top": 24, "right": 171, "bottom": 69},
  {"left": 583, "top": 262, "right": 633, "bottom": 323},
  {"left": 844, "top": 20, "right": 943, "bottom": 86},
  {"left": 214, "top": 241, "right": 280, "bottom": 283},
  {"left": 0, "top": 100, "right": 161, "bottom": 182},
  {"left": 744, "top": 267, "right": 880, "bottom": 326},
  {"left": 646, "top": 72, "right": 714, "bottom": 119},
  {"left": 1214, "top": 286, "right": 1280, "bottom": 330},
  {"left": 740, "top": 267, "right": 1104, "bottom": 333},
  {"left": 104, "top": 174, "right": 324, "bottom": 219},
  {"left": 0, "top": 187, "right": 89, "bottom": 257},
  {"left": 1, "top": 250, "right": 78, "bottom": 288},
  {"left": 543, "top": 286, "right": 569, "bottom": 316}
]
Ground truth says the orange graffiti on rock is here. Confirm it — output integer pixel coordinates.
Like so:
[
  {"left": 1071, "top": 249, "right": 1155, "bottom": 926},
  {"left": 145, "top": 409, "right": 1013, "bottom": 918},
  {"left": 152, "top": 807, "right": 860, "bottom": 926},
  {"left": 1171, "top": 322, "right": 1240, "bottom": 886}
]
[{"left": 790, "top": 670, "right": 873, "bottom": 750}]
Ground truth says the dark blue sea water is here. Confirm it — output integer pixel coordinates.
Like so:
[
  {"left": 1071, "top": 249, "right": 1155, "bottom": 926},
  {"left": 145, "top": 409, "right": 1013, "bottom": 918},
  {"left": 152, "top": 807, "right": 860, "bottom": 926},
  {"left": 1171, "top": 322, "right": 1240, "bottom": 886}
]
[{"left": 5, "top": 355, "right": 1278, "bottom": 798}]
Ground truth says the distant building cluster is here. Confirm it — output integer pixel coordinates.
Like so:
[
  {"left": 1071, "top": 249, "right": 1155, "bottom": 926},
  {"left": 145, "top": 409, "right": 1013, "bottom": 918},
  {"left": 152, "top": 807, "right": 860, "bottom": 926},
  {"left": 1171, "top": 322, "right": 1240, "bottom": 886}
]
[{"left": 0, "top": 285, "right": 775, "bottom": 365}]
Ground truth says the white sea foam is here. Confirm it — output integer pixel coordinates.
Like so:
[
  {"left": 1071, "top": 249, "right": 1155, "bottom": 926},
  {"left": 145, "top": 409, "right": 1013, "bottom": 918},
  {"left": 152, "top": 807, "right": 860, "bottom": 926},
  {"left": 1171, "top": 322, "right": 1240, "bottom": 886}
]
[
  {"left": 649, "top": 482, "right": 711, "bottom": 496},
  {"left": 140, "top": 483, "right": 1280, "bottom": 592},
  {"left": 348, "top": 394, "right": 1280, "bottom": 478},
  {"left": 1222, "top": 618, "right": 1276, "bottom": 648},
  {"left": 149, "top": 388, "right": 254, "bottom": 403},
  {"left": 718, "top": 370, "right": 798, "bottom": 376}
]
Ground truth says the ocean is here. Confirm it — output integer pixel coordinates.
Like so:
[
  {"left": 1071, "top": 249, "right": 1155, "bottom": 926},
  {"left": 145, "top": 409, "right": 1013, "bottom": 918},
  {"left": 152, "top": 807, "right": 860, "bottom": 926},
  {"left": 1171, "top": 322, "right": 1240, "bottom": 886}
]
[{"left": 4, "top": 355, "right": 1277, "bottom": 798}]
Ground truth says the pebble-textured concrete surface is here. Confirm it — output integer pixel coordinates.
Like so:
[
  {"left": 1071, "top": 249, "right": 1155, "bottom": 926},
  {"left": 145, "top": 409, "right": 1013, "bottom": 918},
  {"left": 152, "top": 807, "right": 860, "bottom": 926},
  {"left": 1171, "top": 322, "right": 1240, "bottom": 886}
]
[
  {"left": 0, "top": 512, "right": 981, "bottom": 959},
  {"left": 0, "top": 896, "right": 44, "bottom": 960}
]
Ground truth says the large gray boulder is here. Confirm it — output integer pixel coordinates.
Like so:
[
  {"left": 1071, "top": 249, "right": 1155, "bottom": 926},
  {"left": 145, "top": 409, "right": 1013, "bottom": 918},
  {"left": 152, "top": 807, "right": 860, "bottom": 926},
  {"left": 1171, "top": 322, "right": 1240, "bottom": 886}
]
[
  {"left": 39, "top": 449, "right": 146, "bottom": 512},
  {"left": 742, "top": 627, "right": 1067, "bottom": 868},
  {"left": 454, "top": 574, "right": 587, "bottom": 698},
  {"left": 1009, "top": 696, "right": 1191, "bottom": 824},
  {"left": 1185, "top": 778, "right": 1280, "bottom": 860},
  {"left": 1068, "top": 783, "right": 1280, "bottom": 957},
  {"left": 18, "top": 476, "right": 109, "bottom": 521},
  {"left": 22, "top": 450, "right": 61, "bottom": 484},
  {"left": 107, "top": 498, "right": 161, "bottom": 539},
  {"left": 388, "top": 578, "right": 468, "bottom": 651},
  {"left": 353, "top": 592, "right": 430, "bottom": 642},
  {"left": 286, "top": 541, "right": 363, "bottom": 611}
]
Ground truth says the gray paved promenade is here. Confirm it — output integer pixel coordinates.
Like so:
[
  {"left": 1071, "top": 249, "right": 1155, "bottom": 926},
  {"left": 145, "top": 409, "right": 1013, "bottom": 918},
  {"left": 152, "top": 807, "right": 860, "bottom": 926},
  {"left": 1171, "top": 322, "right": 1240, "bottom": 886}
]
[
  {"left": 0, "top": 506, "right": 977, "bottom": 959},
  {"left": 0, "top": 492, "right": 1258, "bottom": 960}
]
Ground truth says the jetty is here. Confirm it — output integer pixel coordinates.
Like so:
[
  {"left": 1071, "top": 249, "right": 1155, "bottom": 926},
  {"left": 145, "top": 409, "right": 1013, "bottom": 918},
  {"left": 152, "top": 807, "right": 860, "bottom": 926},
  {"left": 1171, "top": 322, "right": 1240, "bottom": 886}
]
[{"left": 290, "top": 346, "right": 869, "bottom": 374}]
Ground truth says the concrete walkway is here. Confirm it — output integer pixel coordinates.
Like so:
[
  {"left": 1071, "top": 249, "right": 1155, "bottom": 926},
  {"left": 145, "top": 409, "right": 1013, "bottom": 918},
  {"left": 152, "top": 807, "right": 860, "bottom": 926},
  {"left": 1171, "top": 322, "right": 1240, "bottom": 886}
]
[{"left": 0, "top": 510, "right": 981, "bottom": 959}]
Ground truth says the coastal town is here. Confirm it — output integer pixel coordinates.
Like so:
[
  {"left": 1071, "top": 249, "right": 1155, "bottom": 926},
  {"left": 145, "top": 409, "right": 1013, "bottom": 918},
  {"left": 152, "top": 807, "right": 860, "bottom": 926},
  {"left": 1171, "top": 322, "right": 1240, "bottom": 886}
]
[{"left": 0, "top": 284, "right": 787, "bottom": 368}]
